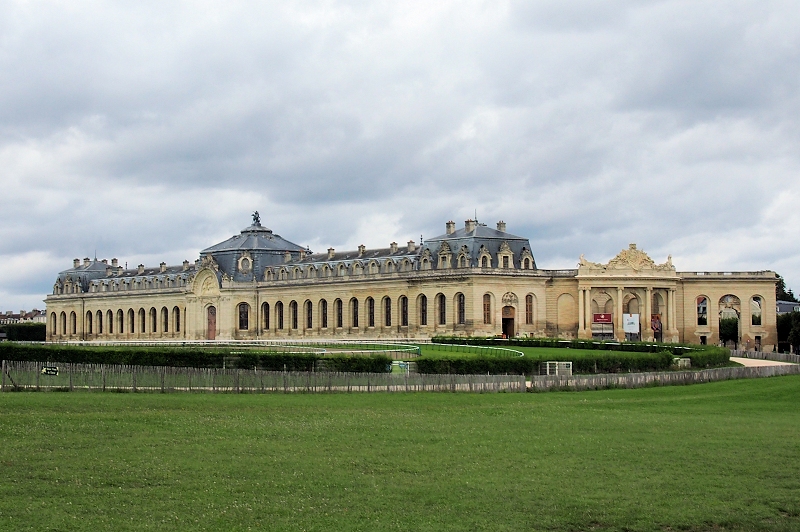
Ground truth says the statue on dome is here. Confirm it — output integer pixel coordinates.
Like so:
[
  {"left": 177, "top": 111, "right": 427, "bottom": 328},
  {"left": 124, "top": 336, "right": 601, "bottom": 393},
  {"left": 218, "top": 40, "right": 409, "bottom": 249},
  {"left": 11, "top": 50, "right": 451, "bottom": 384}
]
[{"left": 252, "top": 211, "right": 261, "bottom": 225}]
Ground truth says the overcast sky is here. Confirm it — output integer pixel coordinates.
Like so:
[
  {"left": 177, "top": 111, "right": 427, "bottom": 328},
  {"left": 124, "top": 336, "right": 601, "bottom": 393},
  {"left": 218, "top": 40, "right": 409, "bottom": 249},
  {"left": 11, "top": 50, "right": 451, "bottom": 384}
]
[{"left": 2, "top": 0, "right": 799, "bottom": 311}]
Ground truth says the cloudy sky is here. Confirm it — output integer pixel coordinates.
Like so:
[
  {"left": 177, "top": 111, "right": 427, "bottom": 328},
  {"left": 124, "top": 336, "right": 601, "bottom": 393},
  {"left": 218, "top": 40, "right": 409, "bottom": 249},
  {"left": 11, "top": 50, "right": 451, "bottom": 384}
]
[{"left": 2, "top": 0, "right": 799, "bottom": 310}]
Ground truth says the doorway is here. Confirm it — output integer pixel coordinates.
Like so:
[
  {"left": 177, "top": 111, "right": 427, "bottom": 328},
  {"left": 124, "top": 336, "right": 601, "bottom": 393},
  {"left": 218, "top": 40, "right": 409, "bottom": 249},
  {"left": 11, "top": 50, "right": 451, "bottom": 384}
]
[
  {"left": 207, "top": 306, "right": 217, "bottom": 340},
  {"left": 502, "top": 306, "right": 515, "bottom": 338}
]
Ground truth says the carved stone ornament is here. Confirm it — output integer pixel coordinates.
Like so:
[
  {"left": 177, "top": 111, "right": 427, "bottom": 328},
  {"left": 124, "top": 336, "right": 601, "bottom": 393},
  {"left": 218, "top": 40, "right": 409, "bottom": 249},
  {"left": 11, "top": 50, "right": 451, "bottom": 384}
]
[
  {"left": 238, "top": 251, "right": 253, "bottom": 274},
  {"left": 200, "top": 276, "right": 216, "bottom": 295},
  {"left": 499, "top": 241, "right": 512, "bottom": 254},
  {"left": 200, "top": 254, "right": 219, "bottom": 271},
  {"left": 502, "top": 292, "right": 518, "bottom": 305},
  {"left": 580, "top": 245, "right": 675, "bottom": 272}
]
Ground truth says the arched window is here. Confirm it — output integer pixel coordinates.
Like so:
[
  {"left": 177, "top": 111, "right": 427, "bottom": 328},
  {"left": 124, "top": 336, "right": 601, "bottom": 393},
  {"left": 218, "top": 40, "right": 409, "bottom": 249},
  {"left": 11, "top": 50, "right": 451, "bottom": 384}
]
[
  {"left": 483, "top": 294, "right": 491, "bottom": 324},
  {"left": 262, "top": 302, "right": 269, "bottom": 330},
  {"left": 751, "top": 296, "right": 762, "bottom": 326},
  {"left": 173, "top": 306, "right": 181, "bottom": 333},
  {"left": 458, "top": 255, "right": 466, "bottom": 268},
  {"left": 384, "top": 297, "right": 392, "bottom": 327},
  {"left": 525, "top": 295, "right": 534, "bottom": 325},
  {"left": 162, "top": 307, "right": 169, "bottom": 333},
  {"left": 306, "top": 300, "right": 313, "bottom": 329},
  {"left": 524, "top": 258, "right": 530, "bottom": 269},
  {"left": 70, "top": 312, "right": 77, "bottom": 335},
  {"left": 481, "top": 256, "right": 488, "bottom": 268},
  {"left": 117, "top": 309, "right": 124, "bottom": 334},
  {"left": 149, "top": 308, "right": 157, "bottom": 333},
  {"left": 502, "top": 256, "right": 509, "bottom": 269},
  {"left": 400, "top": 296, "right": 408, "bottom": 327},
  {"left": 336, "top": 299, "right": 343, "bottom": 328},
  {"left": 351, "top": 298, "right": 359, "bottom": 328},
  {"left": 276, "top": 301, "right": 284, "bottom": 330},
  {"left": 290, "top": 301, "right": 298, "bottom": 329},
  {"left": 320, "top": 299, "right": 328, "bottom": 329},
  {"left": 96, "top": 310, "right": 103, "bottom": 334},
  {"left": 128, "top": 309, "right": 135, "bottom": 333},
  {"left": 86, "top": 311, "right": 93, "bottom": 334},
  {"left": 438, "top": 294, "right": 446, "bottom": 325},
  {"left": 238, "top": 303, "right": 250, "bottom": 330},
  {"left": 457, "top": 293, "right": 466, "bottom": 325},
  {"left": 420, "top": 295, "right": 428, "bottom": 326},
  {"left": 697, "top": 297, "right": 708, "bottom": 326},
  {"left": 49, "top": 313, "right": 56, "bottom": 335},
  {"left": 106, "top": 310, "right": 113, "bottom": 334},
  {"left": 60, "top": 312, "right": 66, "bottom": 335},
  {"left": 367, "top": 297, "right": 375, "bottom": 327}
]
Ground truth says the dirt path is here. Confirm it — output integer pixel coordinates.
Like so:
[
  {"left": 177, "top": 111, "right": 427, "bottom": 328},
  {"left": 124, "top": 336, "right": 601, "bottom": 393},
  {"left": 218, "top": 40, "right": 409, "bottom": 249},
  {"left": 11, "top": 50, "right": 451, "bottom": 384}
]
[{"left": 730, "top": 357, "right": 797, "bottom": 367}]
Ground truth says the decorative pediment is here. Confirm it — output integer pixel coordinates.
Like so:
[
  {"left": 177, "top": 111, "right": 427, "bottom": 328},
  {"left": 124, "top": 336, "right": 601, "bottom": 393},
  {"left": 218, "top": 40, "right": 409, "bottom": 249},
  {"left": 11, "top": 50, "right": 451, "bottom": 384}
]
[
  {"left": 438, "top": 241, "right": 452, "bottom": 255},
  {"left": 579, "top": 244, "right": 675, "bottom": 274},
  {"left": 499, "top": 241, "right": 512, "bottom": 254},
  {"left": 502, "top": 292, "right": 518, "bottom": 305}
]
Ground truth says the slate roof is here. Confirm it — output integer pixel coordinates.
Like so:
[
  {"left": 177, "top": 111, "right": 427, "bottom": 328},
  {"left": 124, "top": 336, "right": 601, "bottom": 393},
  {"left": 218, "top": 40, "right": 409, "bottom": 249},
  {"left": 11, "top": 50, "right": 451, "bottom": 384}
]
[{"left": 201, "top": 222, "right": 305, "bottom": 254}]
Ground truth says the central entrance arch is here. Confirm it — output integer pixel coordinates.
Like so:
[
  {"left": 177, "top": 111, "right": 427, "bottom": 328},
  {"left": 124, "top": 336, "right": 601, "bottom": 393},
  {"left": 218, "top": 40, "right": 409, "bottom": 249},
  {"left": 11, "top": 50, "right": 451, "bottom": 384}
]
[
  {"left": 207, "top": 306, "right": 217, "bottom": 340},
  {"left": 502, "top": 306, "right": 515, "bottom": 338}
]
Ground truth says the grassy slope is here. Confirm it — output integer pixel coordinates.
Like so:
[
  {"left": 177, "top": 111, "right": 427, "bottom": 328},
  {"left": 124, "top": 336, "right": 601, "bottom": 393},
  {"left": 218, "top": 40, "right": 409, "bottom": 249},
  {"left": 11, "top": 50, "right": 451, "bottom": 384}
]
[{"left": 0, "top": 377, "right": 799, "bottom": 531}]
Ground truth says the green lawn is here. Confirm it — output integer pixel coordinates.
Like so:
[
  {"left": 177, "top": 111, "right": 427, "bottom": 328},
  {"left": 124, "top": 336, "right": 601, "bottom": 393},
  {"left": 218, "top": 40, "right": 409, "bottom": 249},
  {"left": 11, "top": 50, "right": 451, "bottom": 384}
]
[{"left": 1, "top": 377, "right": 799, "bottom": 531}]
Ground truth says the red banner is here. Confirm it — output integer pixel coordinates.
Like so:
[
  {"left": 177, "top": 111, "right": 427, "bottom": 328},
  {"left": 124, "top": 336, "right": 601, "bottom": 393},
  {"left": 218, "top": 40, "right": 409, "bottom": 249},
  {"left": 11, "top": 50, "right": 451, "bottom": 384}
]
[{"left": 593, "top": 313, "right": 612, "bottom": 324}]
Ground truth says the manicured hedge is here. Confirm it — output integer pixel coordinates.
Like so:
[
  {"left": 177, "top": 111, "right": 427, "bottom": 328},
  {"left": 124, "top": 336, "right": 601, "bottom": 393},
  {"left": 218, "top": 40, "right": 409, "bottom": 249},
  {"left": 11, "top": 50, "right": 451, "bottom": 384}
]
[
  {"left": 0, "top": 323, "right": 46, "bottom": 341},
  {"left": 0, "top": 343, "right": 391, "bottom": 373},
  {"left": 416, "top": 351, "right": 676, "bottom": 375}
]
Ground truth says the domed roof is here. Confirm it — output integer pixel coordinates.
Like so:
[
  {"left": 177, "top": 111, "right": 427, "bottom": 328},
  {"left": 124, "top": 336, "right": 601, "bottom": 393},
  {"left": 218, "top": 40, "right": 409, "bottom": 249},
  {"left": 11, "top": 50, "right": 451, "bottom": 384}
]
[{"left": 201, "top": 214, "right": 305, "bottom": 254}]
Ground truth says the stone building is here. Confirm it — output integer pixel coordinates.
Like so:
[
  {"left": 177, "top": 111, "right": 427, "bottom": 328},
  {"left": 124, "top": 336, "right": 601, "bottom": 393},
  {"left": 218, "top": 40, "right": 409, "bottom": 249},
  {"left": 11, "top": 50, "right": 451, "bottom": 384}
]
[{"left": 45, "top": 214, "right": 778, "bottom": 350}]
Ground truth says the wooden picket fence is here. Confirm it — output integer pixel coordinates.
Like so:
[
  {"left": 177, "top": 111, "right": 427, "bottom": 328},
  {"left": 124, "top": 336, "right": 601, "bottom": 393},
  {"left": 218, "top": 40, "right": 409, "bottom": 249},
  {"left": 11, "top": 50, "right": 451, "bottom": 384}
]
[
  {"left": 529, "top": 364, "right": 800, "bottom": 392},
  {"left": 0, "top": 360, "right": 526, "bottom": 394}
]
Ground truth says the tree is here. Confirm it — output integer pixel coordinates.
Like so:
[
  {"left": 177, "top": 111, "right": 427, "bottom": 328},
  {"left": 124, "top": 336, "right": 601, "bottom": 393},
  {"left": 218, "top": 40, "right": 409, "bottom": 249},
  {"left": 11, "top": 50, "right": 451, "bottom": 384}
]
[
  {"left": 719, "top": 317, "right": 739, "bottom": 345},
  {"left": 776, "top": 274, "right": 797, "bottom": 302}
]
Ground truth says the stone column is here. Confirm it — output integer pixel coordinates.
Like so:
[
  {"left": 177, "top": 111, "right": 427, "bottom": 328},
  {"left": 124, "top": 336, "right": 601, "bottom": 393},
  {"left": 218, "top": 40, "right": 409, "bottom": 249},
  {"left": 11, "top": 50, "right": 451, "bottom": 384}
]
[
  {"left": 644, "top": 287, "right": 652, "bottom": 341},
  {"left": 578, "top": 288, "right": 585, "bottom": 337},
  {"left": 585, "top": 288, "right": 592, "bottom": 337},
  {"left": 667, "top": 289, "right": 676, "bottom": 341},
  {"left": 616, "top": 286, "right": 624, "bottom": 341}
]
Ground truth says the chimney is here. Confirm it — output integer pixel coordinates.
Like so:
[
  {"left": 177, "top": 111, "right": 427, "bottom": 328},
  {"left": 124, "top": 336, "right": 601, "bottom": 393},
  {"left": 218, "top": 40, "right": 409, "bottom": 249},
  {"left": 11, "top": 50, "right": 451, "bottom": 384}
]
[
  {"left": 160, "top": 262, "right": 167, "bottom": 273},
  {"left": 183, "top": 260, "right": 189, "bottom": 271},
  {"left": 284, "top": 251, "right": 292, "bottom": 263},
  {"left": 408, "top": 240, "right": 416, "bottom": 252},
  {"left": 446, "top": 220, "right": 456, "bottom": 235},
  {"left": 102, "top": 259, "right": 108, "bottom": 265},
  {"left": 111, "top": 258, "right": 118, "bottom": 268},
  {"left": 106, "top": 267, "right": 113, "bottom": 277},
  {"left": 465, "top": 219, "right": 476, "bottom": 233},
  {"left": 73, "top": 258, "right": 80, "bottom": 268},
  {"left": 496, "top": 221, "right": 506, "bottom": 232},
  {"left": 390, "top": 242, "right": 398, "bottom": 253},
  {"left": 328, "top": 248, "right": 335, "bottom": 260},
  {"left": 117, "top": 267, "right": 123, "bottom": 276},
  {"left": 358, "top": 244, "right": 366, "bottom": 257},
  {"left": 83, "top": 257, "right": 91, "bottom": 267},
  {"left": 138, "top": 264, "right": 145, "bottom": 274}
]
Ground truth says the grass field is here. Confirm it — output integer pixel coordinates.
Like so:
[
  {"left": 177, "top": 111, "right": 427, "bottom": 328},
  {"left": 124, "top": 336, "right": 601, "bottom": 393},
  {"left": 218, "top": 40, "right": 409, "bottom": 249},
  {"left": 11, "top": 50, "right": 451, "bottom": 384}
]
[{"left": 1, "top": 377, "right": 799, "bottom": 531}]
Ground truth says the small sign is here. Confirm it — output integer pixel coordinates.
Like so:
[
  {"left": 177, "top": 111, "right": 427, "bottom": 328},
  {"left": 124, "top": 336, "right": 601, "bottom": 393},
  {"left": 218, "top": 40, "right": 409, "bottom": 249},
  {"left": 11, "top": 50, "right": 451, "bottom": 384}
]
[
  {"left": 623, "top": 313, "right": 640, "bottom": 334},
  {"left": 593, "top": 313, "right": 612, "bottom": 324},
  {"left": 41, "top": 367, "right": 59, "bottom": 376}
]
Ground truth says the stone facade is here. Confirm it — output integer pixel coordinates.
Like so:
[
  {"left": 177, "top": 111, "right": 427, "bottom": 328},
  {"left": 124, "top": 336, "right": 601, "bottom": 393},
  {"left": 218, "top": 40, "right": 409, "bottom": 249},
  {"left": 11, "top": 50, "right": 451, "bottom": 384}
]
[{"left": 45, "top": 216, "right": 778, "bottom": 350}]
